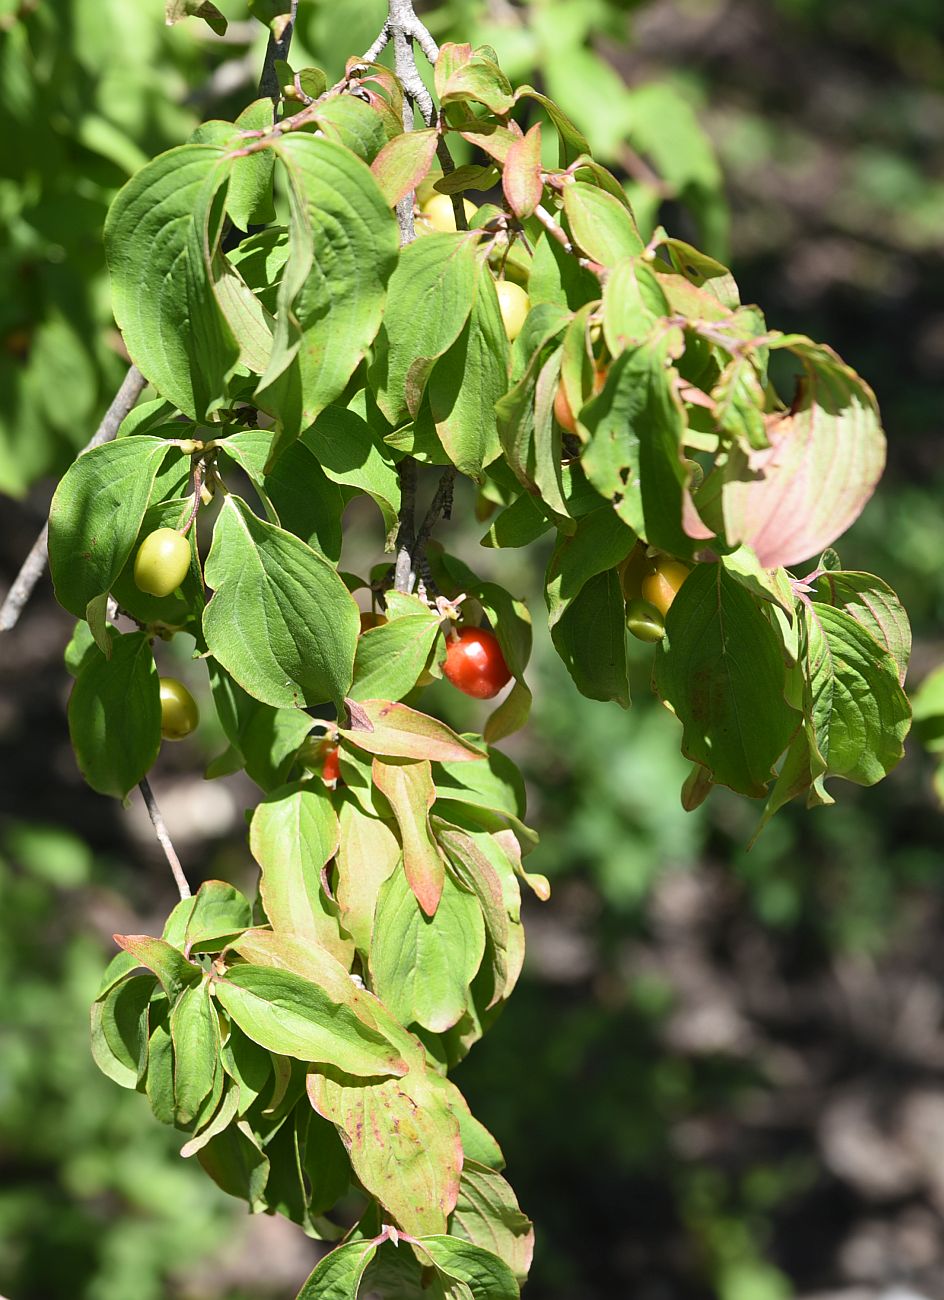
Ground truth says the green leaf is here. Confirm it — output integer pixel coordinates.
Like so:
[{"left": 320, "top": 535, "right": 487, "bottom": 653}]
[
  {"left": 145, "top": 1000, "right": 176, "bottom": 1126},
  {"left": 654, "top": 563, "right": 800, "bottom": 796},
  {"left": 481, "top": 493, "right": 552, "bottom": 550},
  {"left": 105, "top": 145, "right": 238, "bottom": 418},
  {"left": 302, "top": 405, "right": 400, "bottom": 549},
  {"left": 563, "top": 182, "right": 644, "bottom": 265},
  {"left": 250, "top": 783, "right": 352, "bottom": 966},
  {"left": 170, "top": 981, "right": 220, "bottom": 1126},
  {"left": 48, "top": 437, "right": 175, "bottom": 618},
  {"left": 426, "top": 260, "right": 509, "bottom": 478},
  {"left": 602, "top": 258, "right": 669, "bottom": 354},
  {"left": 350, "top": 609, "right": 441, "bottom": 703},
  {"left": 369, "top": 233, "right": 479, "bottom": 426},
  {"left": 213, "top": 964, "right": 406, "bottom": 1078},
  {"left": 581, "top": 339, "right": 691, "bottom": 555},
  {"left": 369, "top": 865, "right": 485, "bottom": 1034},
  {"left": 372, "top": 759, "right": 445, "bottom": 917},
  {"left": 449, "top": 1162, "right": 534, "bottom": 1284},
  {"left": 256, "top": 135, "right": 398, "bottom": 458},
  {"left": 812, "top": 570, "right": 911, "bottom": 686},
  {"left": 91, "top": 974, "right": 154, "bottom": 1089},
  {"left": 341, "top": 700, "right": 485, "bottom": 762},
  {"left": 165, "top": 879, "right": 254, "bottom": 955},
  {"left": 550, "top": 569, "right": 630, "bottom": 707},
  {"left": 514, "top": 86, "right": 589, "bottom": 166},
  {"left": 114, "top": 934, "right": 202, "bottom": 1003},
  {"left": 712, "top": 355, "right": 769, "bottom": 450},
  {"left": 109, "top": 496, "right": 202, "bottom": 631},
  {"left": 912, "top": 666, "right": 944, "bottom": 754},
  {"left": 309, "top": 1062, "right": 463, "bottom": 1235},
  {"left": 435, "top": 827, "right": 519, "bottom": 1008},
  {"left": 805, "top": 600, "right": 911, "bottom": 786},
  {"left": 207, "top": 663, "right": 313, "bottom": 791},
  {"left": 371, "top": 128, "right": 440, "bottom": 207},
  {"left": 314, "top": 95, "right": 391, "bottom": 163},
  {"left": 218, "top": 429, "right": 345, "bottom": 560},
  {"left": 435, "top": 42, "right": 515, "bottom": 115},
  {"left": 203, "top": 494, "right": 359, "bottom": 709},
  {"left": 197, "top": 1122, "right": 270, "bottom": 1212},
  {"left": 296, "top": 1238, "right": 379, "bottom": 1299},
  {"left": 335, "top": 799, "right": 401, "bottom": 954},
  {"left": 545, "top": 508, "right": 636, "bottom": 629},
  {"left": 421, "top": 1238, "right": 520, "bottom": 1298},
  {"left": 67, "top": 631, "right": 161, "bottom": 798},
  {"left": 718, "top": 339, "right": 885, "bottom": 568},
  {"left": 165, "top": 0, "right": 227, "bottom": 34}
]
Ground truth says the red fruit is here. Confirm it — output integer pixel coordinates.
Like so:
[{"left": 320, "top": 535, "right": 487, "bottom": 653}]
[
  {"left": 443, "top": 627, "right": 511, "bottom": 700},
  {"left": 322, "top": 745, "right": 341, "bottom": 785}
]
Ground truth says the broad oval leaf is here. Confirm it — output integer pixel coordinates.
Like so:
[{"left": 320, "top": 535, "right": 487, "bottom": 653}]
[
  {"left": 105, "top": 144, "right": 238, "bottom": 418},
  {"left": 170, "top": 981, "right": 220, "bottom": 1126},
  {"left": 654, "top": 563, "right": 800, "bottom": 796},
  {"left": 414, "top": 1235, "right": 520, "bottom": 1300},
  {"left": 296, "top": 1239, "right": 379, "bottom": 1300},
  {"left": 341, "top": 700, "right": 485, "bottom": 762},
  {"left": 203, "top": 495, "right": 360, "bottom": 709},
  {"left": 49, "top": 437, "right": 176, "bottom": 619},
  {"left": 256, "top": 134, "right": 399, "bottom": 457},
  {"left": 213, "top": 963, "right": 406, "bottom": 1078},
  {"left": 67, "top": 631, "right": 161, "bottom": 798},
  {"left": 449, "top": 1161, "right": 534, "bottom": 1284},
  {"left": 563, "top": 181, "right": 644, "bottom": 266}
]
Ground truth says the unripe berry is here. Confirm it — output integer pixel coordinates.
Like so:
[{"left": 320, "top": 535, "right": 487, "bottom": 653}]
[
  {"left": 159, "top": 677, "right": 199, "bottom": 740},
  {"left": 641, "top": 558, "right": 691, "bottom": 618},
  {"left": 495, "top": 280, "right": 530, "bottom": 343},
  {"left": 625, "top": 597, "right": 666, "bottom": 643},
  {"left": 134, "top": 529, "right": 191, "bottom": 598},
  {"left": 420, "top": 193, "right": 477, "bottom": 232}
]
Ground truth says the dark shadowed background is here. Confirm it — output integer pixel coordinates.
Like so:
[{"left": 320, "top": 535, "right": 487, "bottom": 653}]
[{"left": 2, "top": 2, "right": 944, "bottom": 1297}]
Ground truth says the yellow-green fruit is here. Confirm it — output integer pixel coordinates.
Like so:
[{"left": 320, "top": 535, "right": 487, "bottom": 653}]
[
  {"left": 495, "top": 280, "right": 530, "bottom": 342},
  {"left": 420, "top": 193, "right": 477, "bottom": 232},
  {"left": 134, "top": 528, "right": 191, "bottom": 598},
  {"left": 625, "top": 597, "right": 666, "bottom": 643},
  {"left": 641, "top": 558, "right": 691, "bottom": 618},
  {"left": 159, "top": 677, "right": 199, "bottom": 740}
]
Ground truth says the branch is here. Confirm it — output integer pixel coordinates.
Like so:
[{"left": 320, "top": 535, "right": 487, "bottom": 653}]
[
  {"left": 394, "top": 458, "right": 418, "bottom": 593},
  {"left": 0, "top": 364, "right": 148, "bottom": 633},
  {"left": 412, "top": 467, "right": 456, "bottom": 559},
  {"left": 256, "top": 0, "right": 299, "bottom": 108},
  {"left": 138, "top": 777, "right": 191, "bottom": 901}
]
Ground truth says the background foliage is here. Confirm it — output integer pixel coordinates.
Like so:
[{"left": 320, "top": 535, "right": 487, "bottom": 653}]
[{"left": 2, "top": 0, "right": 943, "bottom": 1297}]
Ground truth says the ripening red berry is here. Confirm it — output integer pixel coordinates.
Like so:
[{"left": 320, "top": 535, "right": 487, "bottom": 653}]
[
  {"left": 321, "top": 745, "right": 341, "bottom": 785},
  {"left": 443, "top": 627, "right": 511, "bottom": 699}
]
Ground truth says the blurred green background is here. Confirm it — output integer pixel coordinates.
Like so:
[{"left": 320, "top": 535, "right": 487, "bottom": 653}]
[{"left": 2, "top": 1, "right": 944, "bottom": 1297}]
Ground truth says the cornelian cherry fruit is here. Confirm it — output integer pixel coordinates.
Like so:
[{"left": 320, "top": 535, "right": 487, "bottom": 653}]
[{"left": 443, "top": 627, "right": 511, "bottom": 699}]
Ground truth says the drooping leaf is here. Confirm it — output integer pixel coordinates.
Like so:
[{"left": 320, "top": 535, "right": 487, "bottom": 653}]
[
  {"left": 250, "top": 783, "right": 353, "bottom": 965},
  {"left": 812, "top": 570, "right": 911, "bottom": 686},
  {"left": 805, "top": 599, "right": 911, "bottom": 786},
  {"left": 563, "top": 182, "right": 644, "bottom": 266},
  {"left": 502, "top": 123, "right": 543, "bottom": 220},
  {"left": 334, "top": 800, "right": 401, "bottom": 954},
  {"left": 449, "top": 1161, "right": 534, "bottom": 1284},
  {"left": 350, "top": 609, "right": 442, "bottom": 703},
  {"left": 105, "top": 145, "right": 238, "bottom": 417},
  {"left": 213, "top": 963, "right": 406, "bottom": 1078},
  {"left": 256, "top": 134, "right": 398, "bottom": 458},
  {"left": 48, "top": 437, "right": 176, "bottom": 619},
  {"left": 170, "top": 981, "right": 220, "bottom": 1126},
  {"left": 371, "top": 128, "right": 439, "bottom": 207},
  {"left": 114, "top": 934, "right": 202, "bottom": 1003},
  {"left": 91, "top": 974, "right": 154, "bottom": 1089},
  {"left": 203, "top": 494, "right": 360, "bottom": 709},
  {"left": 295, "top": 1236, "right": 379, "bottom": 1299},
  {"left": 67, "top": 631, "right": 161, "bottom": 799},
  {"left": 164, "top": 879, "right": 254, "bottom": 954},
  {"left": 302, "top": 405, "right": 400, "bottom": 549},
  {"left": 413, "top": 1235, "right": 519, "bottom": 1300},
  {"left": 369, "top": 232, "right": 480, "bottom": 426},
  {"left": 369, "top": 865, "right": 485, "bottom": 1034},
  {"left": 654, "top": 563, "right": 800, "bottom": 796},
  {"left": 309, "top": 1062, "right": 463, "bottom": 1235},
  {"left": 550, "top": 569, "right": 630, "bottom": 707},
  {"left": 341, "top": 700, "right": 485, "bottom": 762},
  {"left": 717, "top": 341, "right": 885, "bottom": 568},
  {"left": 372, "top": 759, "right": 445, "bottom": 917}
]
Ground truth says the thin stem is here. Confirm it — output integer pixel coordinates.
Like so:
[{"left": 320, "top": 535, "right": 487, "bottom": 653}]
[
  {"left": 0, "top": 364, "right": 148, "bottom": 633},
  {"left": 394, "top": 458, "right": 418, "bottom": 593},
  {"left": 138, "top": 777, "right": 191, "bottom": 901},
  {"left": 256, "top": 0, "right": 299, "bottom": 108},
  {"left": 413, "top": 466, "right": 456, "bottom": 558}
]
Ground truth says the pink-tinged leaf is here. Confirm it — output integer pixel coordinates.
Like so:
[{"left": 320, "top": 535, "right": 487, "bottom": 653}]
[
  {"left": 309, "top": 1060, "right": 464, "bottom": 1234},
  {"left": 165, "top": 0, "right": 226, "bottom": 34},
  {"left": 435, "top": 42, "right": 515, "bottom": 115},
  {"left": 719, "top": 349, "right": 885, "bottom": 569},
  {"left": 113, "top": 934, "right": 202, "bottom": 1002},
  {"left": 460, "top": 123, "right": 523, "bottom": 165},
  {"left": 502, "top": 123, "right": 543, "bottom": 220},
  {"left": 371, "top": 128, "right": 439, "bottom": 207},
  {"left": 372, "top": 758, "right": 445, "bottom": 916},
  {"left": 340, "top": 698, "right": 486, "bottom": 762}
]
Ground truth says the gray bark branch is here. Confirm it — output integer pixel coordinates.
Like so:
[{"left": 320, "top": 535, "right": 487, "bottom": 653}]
[{"left": 139, "top": 777, "right": 191, "bottom": 900}]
